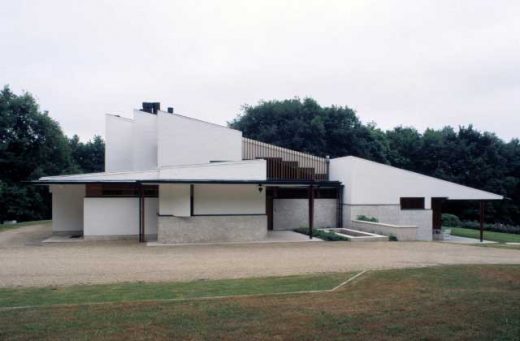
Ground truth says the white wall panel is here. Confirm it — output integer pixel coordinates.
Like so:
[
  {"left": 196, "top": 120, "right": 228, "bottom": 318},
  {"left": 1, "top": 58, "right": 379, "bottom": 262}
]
[
  {"left": 158, "top": 113, "right": 242, "bottom": 167},
  {"left": 132, "top": 110, "right": 158, "bottom": 171},
  {"left": 159, "top": 184, "right": 191, "bottom": 217},
  {"left": 84, "top": 198, "right": 139, "bottom": 236},
  {"left": 194, "top": 184, "right": 265, "bottom": 215},
  {"left": 160, "top": 160, "right": 266, "bottom": 181},
  {"left": 105, "top": 115, "right": 134, "bottom": 172},
  {"left": 51, "top": 185, "right": 85, "bottom": 232}
]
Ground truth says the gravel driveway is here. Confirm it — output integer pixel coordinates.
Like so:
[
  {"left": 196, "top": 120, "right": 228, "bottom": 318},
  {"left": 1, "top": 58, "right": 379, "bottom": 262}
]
[{"left": 1, "top": 223, "right": 519, "bottom": 288}]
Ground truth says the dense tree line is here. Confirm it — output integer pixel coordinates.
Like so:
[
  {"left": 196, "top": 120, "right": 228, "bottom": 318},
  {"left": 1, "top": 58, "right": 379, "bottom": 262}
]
[
  {"left": 231, "top": 98, "right": 520, "bottom": 226},
  {"left": 0, "top": 86, "right": 104, "bottom": 222}
]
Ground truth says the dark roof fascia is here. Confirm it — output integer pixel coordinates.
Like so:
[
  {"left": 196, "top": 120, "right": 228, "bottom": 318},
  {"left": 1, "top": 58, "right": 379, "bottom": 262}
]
[{"left": 27, "top": 179, "right": 342, "bottom": 187}]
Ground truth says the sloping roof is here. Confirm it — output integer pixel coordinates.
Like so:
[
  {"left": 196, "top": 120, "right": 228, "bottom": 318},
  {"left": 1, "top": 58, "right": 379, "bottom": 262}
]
[
  {"left": 330, "top": 156, "right": 502, "bottom": 202},
  {"left": 38, "top": 160, "right": 267, "bottom": 183}
]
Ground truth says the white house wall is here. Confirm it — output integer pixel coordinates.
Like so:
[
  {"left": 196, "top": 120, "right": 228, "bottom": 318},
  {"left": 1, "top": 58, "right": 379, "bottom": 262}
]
[
  {"left": 50, "top": 185, "right": 85, "bottom": 233},
  {"left": 159, "top": 184, "right": 190, "bottom": 217},
  {"left": 193, "top": 184, "right": 265, "bottom": 215},
  {"left": 105, "top": 115, "right": 134, "bottom": 172},
  {"left": 157, "top": 113, "right": 242, "bottom": 167},
  {"left": 84, "top": 197, "right": 158, "bottom": 238},
  {"left": 132, "top": 110, "right": 158, "bottom": 171},
  {"left": 159, "top": 160, "right": 266, "bottom": 181}
]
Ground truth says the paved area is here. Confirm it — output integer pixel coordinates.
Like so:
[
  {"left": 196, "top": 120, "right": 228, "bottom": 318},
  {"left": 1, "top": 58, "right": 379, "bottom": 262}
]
[
  {"left": 1, "top": 223, "right": 519, "bottom": 288},
  {"left": 443, "top": 235, "right": 497, "bottom": 244}
]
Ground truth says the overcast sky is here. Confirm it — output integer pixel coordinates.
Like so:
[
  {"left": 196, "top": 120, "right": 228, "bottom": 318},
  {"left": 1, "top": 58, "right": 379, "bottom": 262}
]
[{"left": 1, "top": 0, "right": 519, "bottom": 141}]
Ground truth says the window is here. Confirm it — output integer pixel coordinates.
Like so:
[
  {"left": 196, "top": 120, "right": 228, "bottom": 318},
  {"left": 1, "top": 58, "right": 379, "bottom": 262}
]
[{"left": 400, "top": 197, "right": 425, "bottom": 210}]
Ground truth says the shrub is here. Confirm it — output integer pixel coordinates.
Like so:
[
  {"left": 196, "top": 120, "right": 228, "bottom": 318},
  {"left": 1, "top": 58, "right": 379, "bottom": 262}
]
[
  {"left": 389, "top": 235, "right": 398, "bottom": 241},
  {"left": 356, "top": 215, "right": 378, "bottom": 223},
  {"left": 441, "top": 213, "right": 461, "bottom": 228},
  {"left": 293, "top": 228, "right": 348, "bottom": 241},
  {"left": 459, "top": 221, "right": 520, "bottom": 235}
]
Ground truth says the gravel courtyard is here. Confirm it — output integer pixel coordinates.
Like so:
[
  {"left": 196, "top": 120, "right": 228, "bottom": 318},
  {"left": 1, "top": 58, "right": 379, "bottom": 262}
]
[{"left": 1, "top": 223, "right": 519, "bottom": 288}]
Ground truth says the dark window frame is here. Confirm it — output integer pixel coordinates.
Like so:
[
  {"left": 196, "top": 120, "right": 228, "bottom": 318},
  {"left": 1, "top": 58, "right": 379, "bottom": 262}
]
[
  {"left": 86, "top": 184, "right": 158, "bottom": 198},
  {"left": 400, "top": 197, "right": 425, "bottom": 210}
]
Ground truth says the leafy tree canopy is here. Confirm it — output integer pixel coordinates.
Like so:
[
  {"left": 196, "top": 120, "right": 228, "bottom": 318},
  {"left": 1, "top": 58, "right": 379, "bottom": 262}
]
[
  {"left": 230, "top": 98, "right": 388, "bottom": 162},
  {"left": 0, "top": 86, "right": 104, "bottom": 222}
]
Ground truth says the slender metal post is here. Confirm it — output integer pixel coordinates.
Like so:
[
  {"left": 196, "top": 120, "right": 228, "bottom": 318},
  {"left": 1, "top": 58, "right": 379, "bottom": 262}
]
[
  {"left": 325, "top": 155, "right": 330, "bottom": 180},
  {"left": 479, "top": 201, "right": 484, "bottom": 243},
  {"left": 308, "top": 184, "right": 314, "bottom": 239},
  {"left": 337, "top": 184, "right": 344, "bottom": 228},
  {"left": 139, "top": 184, "right": 145, "bottom": 243}
]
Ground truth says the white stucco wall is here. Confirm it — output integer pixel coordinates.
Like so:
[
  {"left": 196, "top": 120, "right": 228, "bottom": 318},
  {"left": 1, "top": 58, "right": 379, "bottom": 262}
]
[
  {"left": 193, "top": 184, "right": 265, "bottom": 215},
  {"left": 105, "top": 114, "right": 134, "bottom": 172},
  {"left": 159, "top": 184, "right": 191, "bottom": 217},
  {"left": 273, "top": 199, "right": 336, "bottom": 230},
  {"left": 330, "top": 156, "right": 502, "bottom": 205},
  {"left": 160, "top": 160, "right": 266, "bottom": 181},
  {"left": 132, "top": 110, "right": 158, "bottom": 171},
  {"left": 157, "top": 113, "right": 242, "bottom": 167},
  {"left": 84, "top": 197, "right": 158, "bottom": 237},
  {"left": 51, "top": 185, "right": 85, "bottom": 233}
]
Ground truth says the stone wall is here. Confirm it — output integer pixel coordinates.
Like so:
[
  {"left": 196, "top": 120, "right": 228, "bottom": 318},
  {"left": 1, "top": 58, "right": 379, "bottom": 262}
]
[
  {"left": 350, "top": 219, "right": 418, "bottom": 241},
  {"left": 158, "top": 215, "right": 267, "bottom": 244},
  {"left": 273, "top": 199, "right": 336, "bottom": 230}
]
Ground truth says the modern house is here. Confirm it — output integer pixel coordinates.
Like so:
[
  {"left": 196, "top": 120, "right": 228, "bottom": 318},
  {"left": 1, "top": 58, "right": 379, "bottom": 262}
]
[{"left": 35, "top": 103, "right": 503, "bottom": 244}]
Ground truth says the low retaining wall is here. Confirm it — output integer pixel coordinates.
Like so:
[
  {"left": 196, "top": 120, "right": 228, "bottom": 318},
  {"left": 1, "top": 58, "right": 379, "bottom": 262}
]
[
  {"left": 158, "top": 215, "right": 267, "bottom": 244},
  {"left": 344, "top": 205, "right": 432, "bottom": 241},
  {"left": 350, "top": 219, "right": 417, "bottom": 241}
]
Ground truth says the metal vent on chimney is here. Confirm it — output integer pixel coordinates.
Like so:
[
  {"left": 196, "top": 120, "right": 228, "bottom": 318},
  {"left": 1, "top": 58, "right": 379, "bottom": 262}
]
[{"left": 142, "top": 102, "right": 160, "bottom": 114}]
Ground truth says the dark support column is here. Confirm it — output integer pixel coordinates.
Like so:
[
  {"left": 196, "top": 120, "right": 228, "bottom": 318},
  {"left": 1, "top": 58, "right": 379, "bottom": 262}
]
[
  {"left": 337, "top": 184, "right": 344, "bottom": 228},
  {"left": 308, "top": 185, "right": 314, "bottom": 239},
  {"left": 139, "top": 185, "right": 145, "bottom": 243},
  {"left": 479, "top": 200, "right": 485, "bottom": 243}
]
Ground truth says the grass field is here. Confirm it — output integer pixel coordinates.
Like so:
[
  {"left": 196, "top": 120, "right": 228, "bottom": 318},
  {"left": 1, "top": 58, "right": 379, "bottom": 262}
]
[
  {"left": 0, "top": 273, "right": 349, "bottom": 308},
  {"left": 1, "top": 265, "right": 519, "bottom": 340},
  {"left": 451, "top": 227, "right": 520, "bottom": 243},
  {"left": 0, "top": 220, "right": 50, "bottom": 232}
]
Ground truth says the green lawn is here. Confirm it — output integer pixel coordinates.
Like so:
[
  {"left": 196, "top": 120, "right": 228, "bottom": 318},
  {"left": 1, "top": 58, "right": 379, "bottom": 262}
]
[
  {"left": 451, "top": 227, "right": 520, "bottom": 243},
  {"left": 0, "top": 220, "right": 50, "bottom": 232},
  {"left": 0, "top": 273, "right": 349, "bottom": 308},
  {"left": 1, "top": 265, "right": 519, "bottom": 340}
]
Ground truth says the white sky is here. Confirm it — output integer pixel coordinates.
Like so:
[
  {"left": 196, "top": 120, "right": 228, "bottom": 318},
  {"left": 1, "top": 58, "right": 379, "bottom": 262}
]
[{"left": 1, "top": 0, "right": 519, "bottom": 141}]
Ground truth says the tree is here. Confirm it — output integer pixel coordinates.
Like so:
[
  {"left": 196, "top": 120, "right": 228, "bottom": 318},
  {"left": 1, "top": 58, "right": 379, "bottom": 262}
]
[
  {"left": 69, "top": 135, "right": 105, "bottom": 173},
  {"left": 230, "top": 98, "right": 388, "bottom": 162},
  {"left": 0, "top": 86, "right": 76, "bottom": 222}
]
